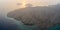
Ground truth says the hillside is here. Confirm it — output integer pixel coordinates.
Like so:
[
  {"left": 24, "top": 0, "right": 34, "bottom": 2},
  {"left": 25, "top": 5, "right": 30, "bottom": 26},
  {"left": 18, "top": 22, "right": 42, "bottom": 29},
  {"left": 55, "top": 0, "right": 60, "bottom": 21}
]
[{"left": 7, "top": 4, "right": 60, "bottom": 29}]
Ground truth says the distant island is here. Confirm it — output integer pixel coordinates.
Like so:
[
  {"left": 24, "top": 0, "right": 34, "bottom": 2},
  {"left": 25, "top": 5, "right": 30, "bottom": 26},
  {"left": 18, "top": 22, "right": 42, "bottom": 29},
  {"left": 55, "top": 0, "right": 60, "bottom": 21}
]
[{"left": 7, "top": 4, "right": 60, "bottom": 30}]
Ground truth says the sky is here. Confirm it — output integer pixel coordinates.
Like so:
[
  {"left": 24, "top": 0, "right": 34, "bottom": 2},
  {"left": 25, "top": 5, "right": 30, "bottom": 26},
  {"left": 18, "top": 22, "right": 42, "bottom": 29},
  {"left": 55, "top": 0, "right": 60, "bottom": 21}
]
[
  {"left": 0, "top": 0, "right": 60, "bottom": 9},
  {"left": 0, "top": 0, "right": 60, "bottom": 5},
  {"left": 0, "top": 0, "right": 60, "bottom": 7},
  {"left": 0, "top": 0, "right": 60, "bottom": 14}
]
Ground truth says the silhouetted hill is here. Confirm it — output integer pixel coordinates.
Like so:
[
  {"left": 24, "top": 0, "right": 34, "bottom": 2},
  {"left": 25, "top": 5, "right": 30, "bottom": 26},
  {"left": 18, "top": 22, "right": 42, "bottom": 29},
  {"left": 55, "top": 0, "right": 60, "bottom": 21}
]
[{"left": 7, "top": 4, "right": 60, "bottom": 29}]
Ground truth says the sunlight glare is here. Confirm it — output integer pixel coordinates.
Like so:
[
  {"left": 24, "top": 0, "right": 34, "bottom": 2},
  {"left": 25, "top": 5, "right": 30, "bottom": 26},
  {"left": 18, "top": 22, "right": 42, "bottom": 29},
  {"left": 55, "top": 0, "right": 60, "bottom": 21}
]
[{"left": 22, "top": 0, "right": 26, "bottom": 8}]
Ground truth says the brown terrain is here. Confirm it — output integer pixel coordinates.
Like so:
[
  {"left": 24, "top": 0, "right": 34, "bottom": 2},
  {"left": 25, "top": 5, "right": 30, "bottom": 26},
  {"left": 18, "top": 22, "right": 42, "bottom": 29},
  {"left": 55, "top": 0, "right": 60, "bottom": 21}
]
[{"left": 7, "top": 4, "right": 60, "bottom": 30}]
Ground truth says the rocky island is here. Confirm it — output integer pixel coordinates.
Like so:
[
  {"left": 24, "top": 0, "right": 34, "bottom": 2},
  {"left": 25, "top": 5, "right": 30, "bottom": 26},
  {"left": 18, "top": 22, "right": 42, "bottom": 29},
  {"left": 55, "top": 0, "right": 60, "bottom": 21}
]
[{"left": 7, "top": 4, "right": 60, "bottom": 30}]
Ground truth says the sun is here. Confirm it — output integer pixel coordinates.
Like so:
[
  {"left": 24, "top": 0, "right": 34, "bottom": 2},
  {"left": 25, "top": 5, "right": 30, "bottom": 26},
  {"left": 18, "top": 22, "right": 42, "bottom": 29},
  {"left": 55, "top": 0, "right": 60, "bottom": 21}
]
[{"left": 22, "top": 0, "right": 26, "bottom": 8}]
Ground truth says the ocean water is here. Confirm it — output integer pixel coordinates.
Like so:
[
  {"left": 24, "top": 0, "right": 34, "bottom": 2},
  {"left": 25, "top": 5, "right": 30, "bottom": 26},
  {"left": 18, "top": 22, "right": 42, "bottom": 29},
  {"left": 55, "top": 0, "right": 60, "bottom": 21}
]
[{"left": 48, "top": 24, "right": 60, "bottom": 30}]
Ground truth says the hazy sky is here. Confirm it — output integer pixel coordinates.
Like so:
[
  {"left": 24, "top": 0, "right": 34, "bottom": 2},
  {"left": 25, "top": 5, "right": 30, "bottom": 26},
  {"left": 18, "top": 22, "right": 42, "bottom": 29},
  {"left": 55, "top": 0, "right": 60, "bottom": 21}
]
[
  {"left": 0, "top": 0, "right": 60, "bottom": 17},
  {"left": 0, "top": 0, "right": 60, "bottom": 13},
  {"left": 0, "top": 0, "right": 60, "bottom": 7},
  {"left": 0, "top": 0, "right": 60, "bottom": 4},
  {"left": 0, "top": 0, "right": 60, "bottom": 9},
  {"left": 0, "top": 0, "right": 60, "bottom": 5}
]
